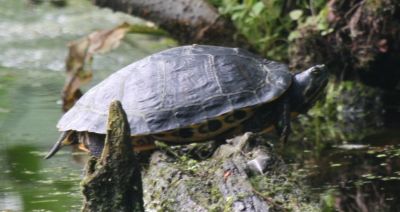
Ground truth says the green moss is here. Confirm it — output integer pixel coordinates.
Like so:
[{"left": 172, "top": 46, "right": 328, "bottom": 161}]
[
  {"left": 159, "top": 198, "right": 177, "bottom": 211},
  {"left": 223, "top": 195, "right": 235, "bottom": 212},
  {"left": 248, "top": 167, "right": 318, "bottom": 211},
  {"left": 210, "top": 186, "right": 222, "bottom": 203},
  {"left": 176, "top": 156, "right": 202, "bottom": 173}
]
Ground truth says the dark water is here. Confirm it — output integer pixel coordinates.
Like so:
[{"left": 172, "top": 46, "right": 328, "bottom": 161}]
[
  {"left": 283, "top": 128, "right": 400, "bottom": 211},
  {"left": 1, "top": 1, "right": 399, "bottom": 211}
]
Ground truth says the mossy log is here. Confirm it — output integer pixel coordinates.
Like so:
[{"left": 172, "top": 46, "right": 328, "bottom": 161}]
[
  {"left": 81, "top": 101, "right": 144, "bottom": 212},
  {"left": 143, "top": 133, "right": 317, "bottom": 211}
]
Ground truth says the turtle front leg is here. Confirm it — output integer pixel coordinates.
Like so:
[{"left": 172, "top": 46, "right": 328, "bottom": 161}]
[
  {"left": 84, "top": 132, "right": 106, "bottom": 157},
  {"left": 275, "top": 97, "right": 291, "bottom": 143}
]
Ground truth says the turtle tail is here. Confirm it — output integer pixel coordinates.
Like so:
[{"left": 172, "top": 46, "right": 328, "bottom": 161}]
[{"left": 44, "top": 131, "right": 71, "bottom": 159}]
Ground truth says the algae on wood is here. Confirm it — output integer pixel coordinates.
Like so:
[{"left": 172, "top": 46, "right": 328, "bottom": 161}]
[
  {"left": 143, "top": 133, "right": 317, "bottom": 211},
  {"left": 81, "top": 101, "right": 144, "bottom": 212}
]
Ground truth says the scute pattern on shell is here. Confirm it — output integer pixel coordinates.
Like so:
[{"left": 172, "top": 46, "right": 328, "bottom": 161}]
[{"left": 57, "top": 45, "right": 292, "bottom": 135}]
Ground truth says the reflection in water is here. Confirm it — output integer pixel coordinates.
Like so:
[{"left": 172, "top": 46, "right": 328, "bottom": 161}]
[
  {"left": 5, "top": 146, "right": 41, "bottom": 182},
  {"left": 0, "top": 144, "right": 82, "bottom": 211},
  {"left": 0, "top": 192, "right": 23, "bottom": 211},
  {"left": 284, "top": 130, "right": 400, "bottom": 211},
  {"left": 332, "top": 179, "right": 400, "bottom": 211},
  {"left": 319, "top": 147, "right": 400, "bottom": 211}
]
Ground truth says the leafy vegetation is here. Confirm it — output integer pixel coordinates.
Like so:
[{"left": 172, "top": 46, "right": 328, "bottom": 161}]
[{"left": 210, "top": 0, "right": 329, "bottom": 61}]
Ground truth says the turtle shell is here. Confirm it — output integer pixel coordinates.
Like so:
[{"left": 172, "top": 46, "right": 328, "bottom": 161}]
[{"left": 57, "top": 45, "right": 292, "bottom": 136}]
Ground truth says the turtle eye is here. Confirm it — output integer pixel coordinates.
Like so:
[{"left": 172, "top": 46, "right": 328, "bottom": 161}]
[
  {"left": 311, "top": 65, "right": 325, "bottom": 76},
  {"left": 313, "top": 65, "right": 325, "bottom": 74},
  {"left": 311, "top": 69, "right": 321, "bottom": 75},
  {"left": 311, "top": 68, "right": 320, "bottom": 75}
]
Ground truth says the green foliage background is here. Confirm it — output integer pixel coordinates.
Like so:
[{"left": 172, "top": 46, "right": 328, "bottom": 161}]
[{"left": 209, "top": 0, "right": 330, "bottom": 61}]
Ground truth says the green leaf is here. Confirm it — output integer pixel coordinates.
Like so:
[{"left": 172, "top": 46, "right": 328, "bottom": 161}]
[
  {"left": 252, "top": 2, "right": 265, "bottom": 16},
  {"left": 288, "top": 31, "right": 301, "bottom": 41},
  {"left": 289, "top": 9, "right": 303, "bottom": 20}
]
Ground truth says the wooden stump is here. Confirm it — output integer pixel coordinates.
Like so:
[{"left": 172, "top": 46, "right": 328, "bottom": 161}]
[{"left": 81, "top": 101, "right": 144, "bottom": 212}]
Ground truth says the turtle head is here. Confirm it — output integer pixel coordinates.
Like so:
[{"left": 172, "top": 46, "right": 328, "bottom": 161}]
[{"left": 291, "top": 65, "right": 328, "bottom": 113}]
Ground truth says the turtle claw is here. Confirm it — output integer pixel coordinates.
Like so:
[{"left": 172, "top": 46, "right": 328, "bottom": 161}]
[
  {"left": 44, "top": 140, "right": 63, "bottom": 159},
  {"left": 44, "top": 132, "right": 68, "bottom": 159}
]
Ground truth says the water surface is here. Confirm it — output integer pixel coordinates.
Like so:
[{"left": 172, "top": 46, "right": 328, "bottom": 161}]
[{"left": 0, "top": 1, "right": 172, "bottom": 211}]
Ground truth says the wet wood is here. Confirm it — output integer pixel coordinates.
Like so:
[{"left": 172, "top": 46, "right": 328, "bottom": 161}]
[
  {"left": 142, "top": 133, "right": 305, "bottom": 211},
  {"left": 81, "top": 101, "right": 144, "bottom": 212},
  {"left": 93, "top": 0, "right": 248, "bottom": 47}
]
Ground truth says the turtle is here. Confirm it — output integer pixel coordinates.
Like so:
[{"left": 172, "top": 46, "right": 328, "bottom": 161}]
[{"left": 45, "top": 45, "right": 328, "bottom": 159}]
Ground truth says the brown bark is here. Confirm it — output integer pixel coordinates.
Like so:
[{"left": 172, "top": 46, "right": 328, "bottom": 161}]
[{"left": 92, "top": 0, "right": 248, "bottom": 47}]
